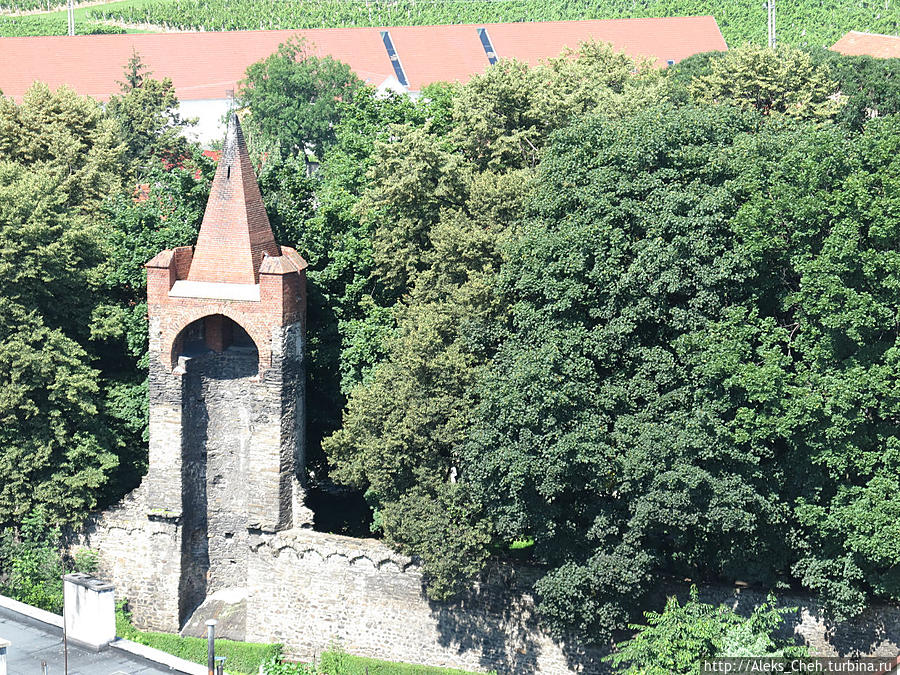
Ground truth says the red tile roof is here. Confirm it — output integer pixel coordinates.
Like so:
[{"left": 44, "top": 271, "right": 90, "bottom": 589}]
[
  {"left": 0, "top": 17, "right": 725, "bottom": 101},
  {"left": 485, "top": 16, "right": 724, "bottom": 68},
  {"left": 831, "top": 31, "right": 900, "bottom": 58}
]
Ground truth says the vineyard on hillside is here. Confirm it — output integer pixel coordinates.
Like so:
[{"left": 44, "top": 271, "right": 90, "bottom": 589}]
[
  {"left": 0, "top": 13, "right": 122, "bottom": 34},
  {"left": 87, "top": 0, "right": 899, "bottom": 47},
  {"left": 0, "top": 0, "right": 61, "bottom": 10},
  {"left": 0, "top": 0, "right": 143, "bottom": 36},
  {"left": 0, "top": 0, "right": 898, "bottom": 46}
]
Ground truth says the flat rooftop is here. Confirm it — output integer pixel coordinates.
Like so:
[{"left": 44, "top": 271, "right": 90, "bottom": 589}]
[{"left": 0, "top": 606, "right": 178, "bottom": 675}]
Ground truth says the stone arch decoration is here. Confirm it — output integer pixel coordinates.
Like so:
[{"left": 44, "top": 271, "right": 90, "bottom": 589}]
[{"left": 162, "top": 307, "right": 271, "bottom": 372}]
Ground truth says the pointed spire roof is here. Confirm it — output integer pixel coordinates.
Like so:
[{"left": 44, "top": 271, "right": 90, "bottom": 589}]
[{"left": 187, "top": 113, "right": 280, "bottom": 285}]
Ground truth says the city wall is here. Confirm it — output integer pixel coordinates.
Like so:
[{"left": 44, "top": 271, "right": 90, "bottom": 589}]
[{"left": 81, "top": 497, "right": 900, "bottom": 674}]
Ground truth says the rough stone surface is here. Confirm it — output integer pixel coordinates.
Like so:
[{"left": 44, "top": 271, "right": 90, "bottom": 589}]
[
  {"left": 80, "top": 515, "right": 900, "bottom": 674},
  {"left": 244, "top": 529, "right": 606, "bottom": 674},
  {"left": 179, "top": 589, "right": 247, "bottom": 641},
  {"left": 79, "top": 486, "right": 182, "bottom": 633}
]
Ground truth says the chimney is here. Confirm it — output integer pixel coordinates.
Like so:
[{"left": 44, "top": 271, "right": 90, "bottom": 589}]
[{"left": 63, "top": 574, "right": 116, "bottom": 650}]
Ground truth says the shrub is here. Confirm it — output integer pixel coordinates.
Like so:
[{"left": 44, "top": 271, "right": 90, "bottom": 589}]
[
  {"left": 0, "top": 509, "right": 66, "bottom": 612},
  {"left": 605, "top": 587, "right": 806, "bottom": 675},
  {"left": 117, "top": 604, "right": 282, "bottom": 674}
]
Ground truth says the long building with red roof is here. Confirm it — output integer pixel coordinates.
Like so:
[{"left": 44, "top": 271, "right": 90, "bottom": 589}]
[{"left": 0, "top": 17, "right": 726, "bottom": 143}]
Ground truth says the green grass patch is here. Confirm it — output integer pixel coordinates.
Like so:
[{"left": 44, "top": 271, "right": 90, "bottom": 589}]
[
  {"left": 117, "top": 604, "right": 488, "bottom": 675},
  {"left": 317, "top": 651, "right": 489, "bottom": 675},
  {"left": 117, "top": 604, "right": 280, "bottom": 675}
]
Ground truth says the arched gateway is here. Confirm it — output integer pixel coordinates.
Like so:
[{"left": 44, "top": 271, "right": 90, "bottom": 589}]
[{"left": 141, "top": 114, "right": 312, "bottom": 628}]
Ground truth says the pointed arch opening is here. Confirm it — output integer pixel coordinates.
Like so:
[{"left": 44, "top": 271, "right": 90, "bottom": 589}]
[{"left": 170, "top": 314, "right": 259, "bottom": 370}]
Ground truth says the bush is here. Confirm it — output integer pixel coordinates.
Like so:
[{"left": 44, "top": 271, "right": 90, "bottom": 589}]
[
  {"left": 605, "top": 586, "right": 806, "bottom": 675},
  {"left": 317, "top": 647, "right": 489, "bottom": 675},
  {"left": 263, "top": 656, "right": 316, "bottom": 674},
  {"left": 117, "top": 604, "right": 282, "bottom": 674},
  {"left": 0, "top": 509, "right": 66, "bottom": 613},
  {"left": 262, "top": 646, "right": 490, "bottom": 675}
]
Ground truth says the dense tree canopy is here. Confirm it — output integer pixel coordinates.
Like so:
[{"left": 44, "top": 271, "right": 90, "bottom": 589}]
[
  {"left": 0, "top": 85, "right": 124, "bottom": 525},
  {"left": 4, "top": 38, "right": 900, "bottom": 655},
  {"left": 319, "top": 44, "right": 900, "bottom": 640}
]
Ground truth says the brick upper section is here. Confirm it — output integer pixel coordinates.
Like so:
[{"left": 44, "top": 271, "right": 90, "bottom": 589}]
[
  {"left": 145, "top": 118, "right": 308, "bottom": 374},
  {"left": 187, "top": 113, "right": 280, "bottom": 284}
]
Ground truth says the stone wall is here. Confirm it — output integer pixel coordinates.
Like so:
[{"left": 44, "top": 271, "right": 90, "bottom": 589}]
[
  {"left": 103, "top": 314, "right": 308, "bottom": 631},
  {"left": 181, "top": 345, "right": 260, "bottom": 609},
  {"left": 80, "top": 511, "right": 900, "bottom": 675},
  {"left": 243, "top": 529, "right": 605, "bottom": 674},
  {"left": 78, "top": 486, "right": 183, "bottom": 633}
]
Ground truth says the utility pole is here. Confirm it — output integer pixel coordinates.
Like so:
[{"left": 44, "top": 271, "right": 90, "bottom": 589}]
[
  {"left": 67, "top": 0, "right": 74, "bottom": 36},
  {"left": 766, "top": 0, "right": 776, "bottom": 47}
]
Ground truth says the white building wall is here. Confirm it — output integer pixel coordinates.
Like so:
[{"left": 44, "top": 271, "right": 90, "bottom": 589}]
[{"left": 178, "top": 98, "right": 231, "bottom": 146}]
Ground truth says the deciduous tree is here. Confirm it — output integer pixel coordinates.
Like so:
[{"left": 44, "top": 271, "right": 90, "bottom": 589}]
[{"left": 238, "top": 37, "right": 363, "bottom": 160}]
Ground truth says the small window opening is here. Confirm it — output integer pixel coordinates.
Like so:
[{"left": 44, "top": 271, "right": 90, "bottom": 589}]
[{"left": 226, "top": 165, "right": 231, "bottom": 179}]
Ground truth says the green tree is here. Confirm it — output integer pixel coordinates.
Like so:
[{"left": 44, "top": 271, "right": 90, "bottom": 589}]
[
  {"left": 257, "top": 86, "right": 442, "bottom": 476},
  {"left": 119, "top": 47, "right": 151, "bottom": 90},
  {"left": 688, "top": 45, "right": 843, "bottom": 120},
  {"left": 238, "top": 37, "right": 363, "bottom": 160},
  {"left": 0, "top": 82, "right": 126, "bottom": 215},
  {"left": 454, "top": 106, "right": 900, "bottom": 641},
  {"left": 806, "top": 50, "right": 900, "bottom": 130},
  {"left": 0, "top": 85, "right": 126, "bottom": 525},
  {"left": 0, "top": 299, "right": 115, "bottom": 526},
  {"left": 324, "top": 45, "right": 662, "bottom": 595},
  {"left": 607, "top": 587, "right": 803, "bottom": 675},
  {"left": 461, "top": 106, "right": 777, "bottom": 640},
  {"left": 106, "top": 51, "right": 194, "bottom": 169}
]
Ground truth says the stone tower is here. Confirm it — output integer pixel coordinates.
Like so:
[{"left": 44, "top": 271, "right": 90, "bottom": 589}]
[{"left": 142, "top": 113, "right": 310, "bottom": 627}]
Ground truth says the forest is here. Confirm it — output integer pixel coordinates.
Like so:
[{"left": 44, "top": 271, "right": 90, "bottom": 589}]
[{"left": 2, "top": 39, "right": 900, "bottom": 670}]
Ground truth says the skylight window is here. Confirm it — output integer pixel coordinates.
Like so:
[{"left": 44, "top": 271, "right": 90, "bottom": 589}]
[
  {"left": 380, "top": 31, "right": 409, "bottom": 87},
  {"left": 477, "top": 27, "right": 498, "bottom": 65}
]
